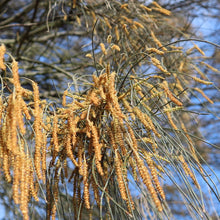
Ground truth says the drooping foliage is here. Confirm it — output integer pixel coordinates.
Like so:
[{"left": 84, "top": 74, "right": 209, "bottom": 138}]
[{"left": 0, "top": 1, "right": 219, "bottom": 219}]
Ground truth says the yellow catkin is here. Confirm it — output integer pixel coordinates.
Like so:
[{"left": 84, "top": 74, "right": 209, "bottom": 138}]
[
  {"left": 200, "top": 62, "right": 219, "bottom": 73},
  {"left": 133, "top": 107, "right": 151, "bottom": 131},
  {"left": 173, "top": 73, "right": 184, "bottom": 92},
  {"left": 163, "top": 106, "right": 183, "bottom": 113},
  {"left": 135, "top": 154, "right": 162, "bottom": 211},
  {"left": 150, "top": 31, "right": 167, "bottom": 51},
  {"left": 144, "top": 153, "right": 165, "bottom": 200},
  {"left": 152, "top": 1, "right": 162, "bottom": 8},
  {"left": 107, "top": 72, "right": 125, "bottom": 119},
  {"left": 78, "top": 143, "right": 83, "bottom": 175},
  {"left": 192, "top": 76, "right": 213, "bottom": 85},
  {"left": 140, "top": 4, "right": 152, "bottom": 12},
  {"left": 6, "top": 95, "right": 18, "bottom": 153},
  {"left": 13, "top": 155, "right": 21, "bottom": 204},
  {"left": 92, "top": 74, "right": 99, "bottom": 87},
  {"left": 107, "top": 35, "right": 112, "bottom": 44},
  {"left": 154, "top": 162, "right": 165, "bottom": 174},
  {"left": 152, "top": 7, "right": 171, "bottom": 16},
  {"left": 178, "top": 155, "right": 200, "bottom": 188},
  {"left": 109, "top": 129, "right": 117, "bottom": 150},
  {"left": 3, "top": 152, "right": 11, "bottom": 182},
  {"left": 63, "top": 159, "right": 68, "bottom": 178},
  {"left": 91, "top": 109, "right": 97, "bottom": 120},
  {"left": 193, "top": 44, "right": 205, "bottom": 56},
  {"left": 131, "top": 24, "right": 138, "bottom": 31},
  {"left": 122, "top": 98, "right": 136, "bottom": 120},
  {"left": 90, "top": 122, "right": 102, "bottom": 162},
  {"left": 178, "top": 61, "right": 184, "bottom": 72},
  {"left": 12, "top": 60, "right": 26, "bottom": 135},
  {"left": 52, "top": 115, "right": 59, "bottom": 152},
  {"left": 121, "top": 3, "right": 128, "bottom": 9},
  {"left": 89, "top": 123, "right": 104, "bottom": 176},
  {"left": 141, "top": 137, "right": 153, "bottom": 144},
  {"left": 191, "top": 64, "right": 207, "bottom": 79},
  {"left": 62, "top": 90, "right": 68, "bottom": 106},
  {"left": 16, "top": 100, "right": 25, "bottom": 135},
  {"left": 166, "top": 110, "right": 178, "bottom": 130},
  {"left": 29, "top": 165, "right": 39, "bottom": 201},
  {"left": 66, "top": 129, "right": 78, "bottom": 166},
  {"left": 111, "top": 44, "right": 121, "bottom": 51},
  {"left": 145, "top": 114, "right": 161, "bottom": 138},
  {"left": 162, "top": 85, "right": 183, "bottom": 106},
  {"left": 127, "top": 124, "right": 138, "bottom": 150},
  {"left": 33, "top": 82, "right": 43, "bottom": 180},
  {"left": 96, "top": 159, "right": 104, "bottom": 176},
  {"left": 51, "top": 162, "right": 60, "bottom": 220},
  {"left": 133, "top": 21, "right": 144, "bottom": 29},
  {"left": 194, "top": 88, "right": 213, "bottom": 104},
  {"left": 73, "top": 0, "right": 76, "bottom": 8},
  {"left": 21, "top": 99, "right": 31, "bottom": 120},
  {"left": 83, "top": 156, "right": 90, "bottom": 209},
  {"left": 74, "top": 100, "right": 86, "bottom": 108},
  {"left": 152, "top": 140, "right": 158, "bottom": 152},
  {"left": 151, "top": 57, "right": 170, "bottom": 75},
  {"left": 115, "top": 150, "right": 128, "bottom": 201},
  {"left": 115, "top": 25, "right": 120, "bottom": 41},
  {"left": 20, "top": 153, "right": 29, "bottom": 220},
  {"left": 98, "top": 85, "right": 106, "bottom": 100},
  {"left": 104, "top": 17, "right": 112, "bottom": 29},
  {"left": 118, "top": 91, "right": 129, "bottom": 100},
  {"left": 63, "top": 14, "right": 68, "bottom": 21},
  {"left": 129, "top": 157, "right": 138, "bottom": 181},
  {"left": 73, "top": 94, "right": 86, "bottom": 101},
  {"left": 80, "top": 110, "right": 88, "bottom": 120},
  {"left": 89, "top": 90, "right": 100, "bottom": 106},
  {"left": 100, "top": 43, "right": 107, "bottom": 55},
  {"left": 99, "top": 72, "right": 108, "bottom": 85},
  {"left": 85, "top": 53, "right": 93, "bottom": 59},
  {"left": 24, "top": 158, "right": 31, "bottom": 216},
  {"left": 1, "top": 108, "right": 7, "bottom": 148},
  {"left": 126, "top": 189, "right": 135, "bottom": 213},
  {"left": 41, "top": 131, "right": 47, "bottom": 183},
  {"left": 0, "top": 97, "right": 3, "bottom": 126},
  {"left": 0, "top": 44, "right": 6, "bottom": 70},
  {"left": 122, "top": 24, "right": 129, "bottom": 36},
  {"left": 113, "top": 118, "right": 127, "bottom": 156},
  {"left": 0, "top": 125, "right": 5, "bottom": 157},
  {"left": 146, "top": 47, "right": 164, "bottom": 55},
  {"left": 186, "top": 46, "right": 196, "bottom": 55},
  {"left": 170, "top": 45, "right": 183, "bottom": 50},
  {"left": 12, "top": 60, "right": 21, "bottom": 92},
  {"left": 121, "top": 16, "right": 133, "bottom": 24}
]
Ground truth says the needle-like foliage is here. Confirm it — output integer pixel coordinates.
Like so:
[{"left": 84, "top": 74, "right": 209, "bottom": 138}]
[{"left": 0, "top": 1, "right": 219, "bottom": 219}]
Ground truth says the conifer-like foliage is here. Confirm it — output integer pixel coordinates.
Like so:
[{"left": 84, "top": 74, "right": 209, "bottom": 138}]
[{"left": 0, "top": 1, "right": 219, "bottom": 219}]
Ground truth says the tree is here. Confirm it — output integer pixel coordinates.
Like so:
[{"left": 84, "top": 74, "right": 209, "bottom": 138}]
[{"left": 0, "top": 0, "right": 219, "bottom": 219}]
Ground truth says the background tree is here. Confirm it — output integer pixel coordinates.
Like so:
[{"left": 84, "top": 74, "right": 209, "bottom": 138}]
[{"left": 0, "top": 0, "right": 219, "bottom": 219}]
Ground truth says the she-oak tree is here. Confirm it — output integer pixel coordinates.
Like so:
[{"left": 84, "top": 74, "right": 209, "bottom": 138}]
[{"left": 0, "top": 0, "right": 220, "bottom": 219}]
